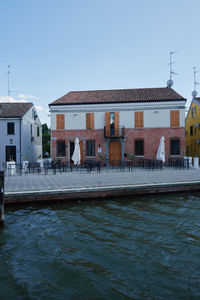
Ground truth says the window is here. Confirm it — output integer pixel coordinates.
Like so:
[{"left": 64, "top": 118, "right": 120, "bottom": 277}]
[
  {"left": 135, "top": 139, "right": 144, "bottom": 156},
  {"left": 170, "top": 139, "right": 180, "bottom": 155},
  {"left": 7, "top": 122, "right": 14, "bottom": 135},
  {"left": 191, "top": 107, "right": 194, "bottom": 118},
  {"left": 30, "top": 124, "right": 33, "bottom": 136},
  {"left": 56, "top": 114, "right": 65, "bottom": 130},
  {"left": 56, "top": 141, "right": 66, "bottom": 157},
  {"left": 194, "top": 106, "right": 197, "bottom": 115},
  {"left": 37, "top": 127, "right": 40, "bottom": 137},
  {"left": 134, "top": 112, "right": 144, "bottom": 128},
  {"left": 86, "top": 113, "right": 94, "bottom": 129},
  {"left": 86, "top": 140, "right": 95, "bottom": 156},
  {"left": 170, "top": 110, "right": 180, "bottom": 127},
  {"left": 190, "top": 125, "right": 193, "bottom": 136},
  {"left": 186, "top": 145, "right": 189, "bottom": 155}
]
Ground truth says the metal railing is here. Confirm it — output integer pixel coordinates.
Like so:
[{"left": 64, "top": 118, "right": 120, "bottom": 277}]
[{"left": 104, "top": 126, "right": 125, "bottom": 138}]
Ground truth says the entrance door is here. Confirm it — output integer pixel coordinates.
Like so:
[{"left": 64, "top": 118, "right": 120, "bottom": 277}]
[
  {"left": 109, "top": 140, "right": 121, "bottom": 165},
  {"left": 6, "top": 146, "right": 16, "bottom": 162}
]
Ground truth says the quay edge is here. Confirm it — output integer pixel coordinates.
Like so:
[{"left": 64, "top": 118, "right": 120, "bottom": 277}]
[{"left": 4, "top": 181, "right": 200, "bottom": 205}]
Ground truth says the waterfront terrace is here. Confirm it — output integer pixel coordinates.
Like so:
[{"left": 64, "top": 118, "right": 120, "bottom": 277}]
[{"left": 4, "top": 167, "right": 200, "bottom": 205}]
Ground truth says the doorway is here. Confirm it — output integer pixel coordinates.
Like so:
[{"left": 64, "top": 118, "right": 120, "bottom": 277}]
[
  {"left": 109, "top": 140, "right": 121, "bottom": 165},
  {"left": 6, "top": 146, "right": 16, "bottom": 162}
]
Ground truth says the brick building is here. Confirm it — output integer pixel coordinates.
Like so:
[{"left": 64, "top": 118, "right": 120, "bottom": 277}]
[{"left": 49, "top": 87, "right": 186, "bottom": 165}]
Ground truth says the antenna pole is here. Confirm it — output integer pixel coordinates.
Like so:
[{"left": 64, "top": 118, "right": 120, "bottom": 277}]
[
  {"left": 192, "top": 66, "right": 200, "bottom": 98},
  {"left": 170, "top": 52, "right": 172, "bottom": 81},
  {"left": 7, "top": 64, "right": 10, "bottom": 96},
  {"left": 167, "top": 51, "right": 178, "bottom": 88}
]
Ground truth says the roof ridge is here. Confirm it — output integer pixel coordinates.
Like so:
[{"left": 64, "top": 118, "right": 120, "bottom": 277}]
[{"left": 68, "top": 87, "right": 169, "bottom": 93}]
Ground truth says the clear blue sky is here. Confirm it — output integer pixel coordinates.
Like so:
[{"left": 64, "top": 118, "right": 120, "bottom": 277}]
[{"left": 0, "top": 0, "right": 200, "bottom": 125}]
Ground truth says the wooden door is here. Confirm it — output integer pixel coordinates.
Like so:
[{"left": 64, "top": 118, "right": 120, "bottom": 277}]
[
  {"left": 79, "top": 141, "right": 83, "bottom": 164},
  {"left": 109, "top": 140, "right": 121, "bottom": 165}
]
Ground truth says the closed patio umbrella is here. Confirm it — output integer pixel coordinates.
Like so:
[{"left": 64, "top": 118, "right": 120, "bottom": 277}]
[
  {"left": 156, "top": 136, "right": 165, "bottom": 163},
  {"left": 72, "top": 138, "right": 81, "bottom": 165}
]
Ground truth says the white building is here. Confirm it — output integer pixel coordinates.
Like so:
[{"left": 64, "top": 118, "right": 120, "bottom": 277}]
[{"left": 0, "top": 102, "right": 42, "bottom": 164}]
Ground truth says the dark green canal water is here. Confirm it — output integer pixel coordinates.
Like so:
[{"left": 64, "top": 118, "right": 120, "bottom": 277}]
[{"left": 1, "top": 193, "right": 200, "bottom": 300}]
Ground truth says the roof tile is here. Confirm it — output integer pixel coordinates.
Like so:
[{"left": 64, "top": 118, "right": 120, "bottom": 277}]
[
  {"left": 49, "top": 87, "right": 186, "bottom": 106},
  {"left": 0, "top": 102, "right": 33, "bottom": 118}
]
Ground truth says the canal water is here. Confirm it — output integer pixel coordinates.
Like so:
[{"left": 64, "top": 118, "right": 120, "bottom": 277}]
[{"left": 0, "top": 193, "right": 200, "bottom": 300}]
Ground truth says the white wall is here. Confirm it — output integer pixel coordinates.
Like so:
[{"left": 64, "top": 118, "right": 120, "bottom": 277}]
[
  {"left": 50, "top": 101, "right": 186, "bottom": 130},
  {"left": 21, "top": 107, "right": 42, "bottom": 163},
  {"left": 0, "top": 119, "right": 21, "bottom": 164}
]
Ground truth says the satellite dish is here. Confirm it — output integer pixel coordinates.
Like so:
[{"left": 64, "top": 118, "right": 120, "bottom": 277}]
[
  {"left": 192, "top": 90, "right": 198, "bottom": 98},
  {"left": 167, "top": 79, "right": 174, "bottom": 87}
]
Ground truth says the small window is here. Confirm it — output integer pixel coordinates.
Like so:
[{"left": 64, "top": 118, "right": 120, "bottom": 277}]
[
  {"left": 56, "top": 141, "right": 66, "bottom": 157},
  {"left": 7, "top": 122, "right": 15, "bottom": 135},
  {"left": 170, "top": 139, "right": 180, "bottom": 155},
  {"left": 190, "top": 125, "right": 193, "bottom": 136},
  {"left": 86, "top": 140, "right": 95, "bottom": 156},
  {"left": 37, "top": 127, "right": 40, "bottom": 137},
  {"left": 30, "top": 124, "right": 33, "bottom": 136},
  {"left": 186, "top": 145, "right": 189, "bottom": 155},
  {"left": 191, "top": 107, "right": 194, "bottom": 118},
  {"left": 135, "top": 139, "right": 144, "bottom": 156},
  {"left": 194, "top": 106, "right": 197, "bottom": 115}
]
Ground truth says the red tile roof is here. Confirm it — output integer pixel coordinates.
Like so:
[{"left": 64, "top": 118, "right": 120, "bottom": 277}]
[
  {"left": 0, "top": 102, "right": 33, "bottom": 118},
  {"left": 49, "top": 87, "right": 186, "bottom": 106}
]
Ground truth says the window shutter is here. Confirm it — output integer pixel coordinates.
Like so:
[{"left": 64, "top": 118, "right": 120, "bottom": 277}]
[
  {"left": 61, "top": 114, "right": 65, "bottom": 129},
  {"left": 135, "top": 112, "right": 143, "bottom": 128},
  {"left": 140, "top": 112, "right": 144, "bottom": 127},
  {"left": 86, "top": 113, "right": 94, "bottom": 129},
  {"left": 170, "top": 110, "right": 179, "bottom": 127},
  {"left": 56, "top": 114, "right": 65, "bottom": 130},
  {"left": 90, "top": 113, "right": 94, "bottom": 129},
  {"left": 114, "top": 112, "right": 119, "bottom": 136},
  {"left": 86, "top": 113, "right": 90, "bottom": 129},
  {"left": 105, "top": 112, "right": 110, "bottom": 136}
]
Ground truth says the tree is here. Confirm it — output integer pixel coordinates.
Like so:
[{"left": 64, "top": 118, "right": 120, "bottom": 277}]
[{"left": 42, "top": 123, "right": 50, "bottom": 157}]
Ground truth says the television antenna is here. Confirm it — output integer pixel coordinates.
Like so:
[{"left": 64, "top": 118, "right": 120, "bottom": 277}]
[
  {"left": 191, "top": 66, "right": 200, "bottom": 98},
  {"left": 7, "top": 64, "right": 11, "bottom": 96},
  {"left": 167, "top": 51, "right": 178, "bottom": 88},
  {"left": 7, "top": 65, "right": 17, "bottom": 96}
]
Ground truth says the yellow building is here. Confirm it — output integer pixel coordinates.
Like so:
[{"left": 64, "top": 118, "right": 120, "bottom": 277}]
[{"left": 185, "top": 97, "right": 200, "bottom": 158}]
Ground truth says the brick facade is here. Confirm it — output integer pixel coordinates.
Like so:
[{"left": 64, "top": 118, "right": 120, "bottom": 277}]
[{"left": 51, "top": 127, "right": 185, "bottom": 163}]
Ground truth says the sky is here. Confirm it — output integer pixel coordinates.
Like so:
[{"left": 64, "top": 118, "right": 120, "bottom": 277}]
[{"left": 0, "top": 0, "right": 200, "bottom": 126}]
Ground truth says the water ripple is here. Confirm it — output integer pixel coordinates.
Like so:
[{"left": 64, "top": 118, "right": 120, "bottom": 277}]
[{"left": 1, "top": 193, "right": 200, "bottom": 299}]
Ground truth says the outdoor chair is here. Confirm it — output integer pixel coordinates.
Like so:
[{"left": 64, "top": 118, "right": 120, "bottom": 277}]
[{"left": 28, "top": 163, "right": 41, "bottom": 174}]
